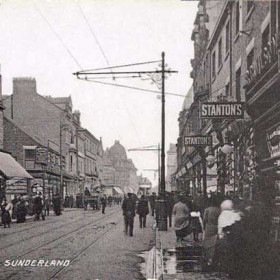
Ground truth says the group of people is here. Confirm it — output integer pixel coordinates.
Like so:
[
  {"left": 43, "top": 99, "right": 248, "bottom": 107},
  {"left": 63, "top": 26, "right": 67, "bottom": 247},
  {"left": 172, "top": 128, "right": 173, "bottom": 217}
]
[
  {"left": 121, "top": 193, "right": 149, "bottom": 236},
  {"left": 171, "top": 193, "right": 277, "bottom": 280},
  {"left": 0, "top": 193, "right": 62, "bottom": 228}
]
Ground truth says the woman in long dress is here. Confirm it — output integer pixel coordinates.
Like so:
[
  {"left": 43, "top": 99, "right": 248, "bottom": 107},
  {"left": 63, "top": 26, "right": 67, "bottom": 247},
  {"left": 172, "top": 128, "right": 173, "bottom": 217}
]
[
  {"left": 173, "top": 196, "right": 191, "bottom": 242},
  {"left": 202, "top": 195, "right": 221, "bottom": 270}
]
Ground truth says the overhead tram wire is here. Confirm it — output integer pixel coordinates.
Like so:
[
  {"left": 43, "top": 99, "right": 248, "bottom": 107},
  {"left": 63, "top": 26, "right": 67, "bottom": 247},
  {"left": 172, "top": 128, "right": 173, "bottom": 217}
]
[
  {"left": 77, "top": 1, "right": 114, "bottom": 78},
  {"left": 32, "top": 0, "right": 83, "bottom": 71},
  {"left": 77, "top": 60, "right": 161, "bottom": 73},
  {"left": 76, "top": 0, "right": 143, "bottom": 143},
  {"left": 78, "top": 78, "right": 187, "bottom": 98}
]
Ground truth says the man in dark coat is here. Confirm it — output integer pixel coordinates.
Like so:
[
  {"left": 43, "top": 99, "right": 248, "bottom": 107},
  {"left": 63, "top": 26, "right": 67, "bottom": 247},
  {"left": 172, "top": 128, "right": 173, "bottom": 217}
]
[
  {"left": 16, "top": 197, "right": 27, "bottom": 223},
  {"left": 122, "top": 193, "right": 136, "bottom": 236},
  {"left": 33, "top": 193, "right": 45, "bottom": 221},
  {"left": 100, "top": 196, "right": 107, "bottom": 214},
  {"left": 53, "top": 194, "right": 61, "bottom": 216},
  {"left": 137, "top": 195, "right": 149, "bottom": 228},
  {"left": 166, "top": 192, "right": 175, "bottom": 228},
  {"left": 149, "top": 192, "right": 157, "bottom": 216}
]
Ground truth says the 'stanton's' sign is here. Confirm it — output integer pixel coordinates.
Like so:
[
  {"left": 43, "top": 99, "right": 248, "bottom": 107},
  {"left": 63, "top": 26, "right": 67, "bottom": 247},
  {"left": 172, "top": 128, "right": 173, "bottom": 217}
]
[
  {"left": 184, "top": 135, "right": 212, "bottom": 146},
  {"left": 200, "top": 102, "right": 244, "bottom": 119}
]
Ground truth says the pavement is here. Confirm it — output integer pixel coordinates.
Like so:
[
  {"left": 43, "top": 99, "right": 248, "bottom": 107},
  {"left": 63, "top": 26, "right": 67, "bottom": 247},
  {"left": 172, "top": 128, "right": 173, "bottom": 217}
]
[{"left": 147, "top": 221, "right": 230, "bottom": 280}]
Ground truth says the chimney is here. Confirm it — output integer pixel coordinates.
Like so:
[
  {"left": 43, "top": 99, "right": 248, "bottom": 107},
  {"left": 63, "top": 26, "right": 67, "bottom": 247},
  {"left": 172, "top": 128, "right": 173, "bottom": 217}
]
[{"left": 13, "top": 77, "right": 37, "bottom": 95}]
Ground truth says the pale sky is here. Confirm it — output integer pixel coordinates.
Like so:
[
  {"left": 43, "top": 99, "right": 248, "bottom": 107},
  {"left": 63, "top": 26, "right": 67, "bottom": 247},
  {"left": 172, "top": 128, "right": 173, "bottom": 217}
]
[{"left": 0, "top": 0, "right": 198, "bottom": 186}]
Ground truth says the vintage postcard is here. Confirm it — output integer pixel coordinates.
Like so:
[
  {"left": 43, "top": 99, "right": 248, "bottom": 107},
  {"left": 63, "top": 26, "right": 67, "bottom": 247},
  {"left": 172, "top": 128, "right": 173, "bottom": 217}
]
[{"left": 0, "top": 1, "right": 280, "bottom": 280}]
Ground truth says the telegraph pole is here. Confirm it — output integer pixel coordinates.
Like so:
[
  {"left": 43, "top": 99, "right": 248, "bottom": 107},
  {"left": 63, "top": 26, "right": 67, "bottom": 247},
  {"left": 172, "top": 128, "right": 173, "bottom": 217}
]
[
  {"left": 158, "top": 52, "right": 167, "bottom": 230},
  {"left": 74, "top": 52, "right": 177, "bottom": 231}
]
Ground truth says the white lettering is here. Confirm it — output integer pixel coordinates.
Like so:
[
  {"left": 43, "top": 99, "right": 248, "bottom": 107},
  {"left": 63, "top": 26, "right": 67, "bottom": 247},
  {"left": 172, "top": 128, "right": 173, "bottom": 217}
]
[{"left": 4, "top": 260, "right": 10, "bottom": 267}]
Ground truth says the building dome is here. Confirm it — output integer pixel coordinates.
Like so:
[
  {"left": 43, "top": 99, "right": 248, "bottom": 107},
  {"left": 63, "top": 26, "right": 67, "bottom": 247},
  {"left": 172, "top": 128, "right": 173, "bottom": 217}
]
[{"left": 108, "top": 140, "right": 127, "bottom": 160}]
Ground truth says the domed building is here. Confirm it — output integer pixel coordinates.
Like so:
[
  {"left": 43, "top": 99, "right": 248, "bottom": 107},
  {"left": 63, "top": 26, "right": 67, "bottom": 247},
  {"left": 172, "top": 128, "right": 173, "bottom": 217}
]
[{"left": 103, "top": 140, "right": 138, "bottom": 193}]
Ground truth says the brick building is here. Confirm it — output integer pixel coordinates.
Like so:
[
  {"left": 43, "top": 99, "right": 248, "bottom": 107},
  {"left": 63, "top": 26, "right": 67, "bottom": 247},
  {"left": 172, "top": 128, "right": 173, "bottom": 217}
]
[
  {"left": 3, "top": 78, "right": 81, "bottom": 198},
  {"left": 4, "top": 116, "right": 62, "bottom": 199}
]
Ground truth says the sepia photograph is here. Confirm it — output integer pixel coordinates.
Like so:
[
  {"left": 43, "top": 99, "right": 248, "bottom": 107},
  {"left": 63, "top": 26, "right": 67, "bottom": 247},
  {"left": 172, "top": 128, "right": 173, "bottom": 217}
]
[{"left": 0, "top": 0, "right": 280, "bottom": 279}]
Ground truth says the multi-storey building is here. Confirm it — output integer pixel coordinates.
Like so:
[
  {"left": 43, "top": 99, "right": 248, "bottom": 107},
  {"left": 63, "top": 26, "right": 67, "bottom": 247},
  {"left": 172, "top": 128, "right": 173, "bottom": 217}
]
[
  {"left": 104, "top": 140, "right": 138, "bottom": 193},
  {"left": 3, "top": 78, "right": 80, "bottom": 197},
  {"left": 166, "top": 143, "right": 177, "bottom": 192},
  {"left": 78, "top": 128, "right": 101, "bottom": 193},
  {"left": 176, "top": 0, "right": 280, "bottom": 239}
]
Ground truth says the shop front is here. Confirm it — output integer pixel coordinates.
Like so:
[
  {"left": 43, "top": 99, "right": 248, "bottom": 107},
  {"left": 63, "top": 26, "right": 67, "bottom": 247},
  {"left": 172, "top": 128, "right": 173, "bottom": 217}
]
[{"left": 244, "top": 38, "right": 280, "bottom": 240}]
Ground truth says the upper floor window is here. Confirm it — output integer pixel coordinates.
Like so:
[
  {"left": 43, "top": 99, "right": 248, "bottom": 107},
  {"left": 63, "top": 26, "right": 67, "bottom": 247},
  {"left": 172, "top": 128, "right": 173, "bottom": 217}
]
[
  {"left": 24, "top": 149, "right": 36, "bottom": 169},
  {"left": 236, "top": 1, "right": 240, "bottom": 35},
  {"left": 262, "top": 24, "right": 270, "bottom": 49},
  {"left": 247, "top": 48, "right": 254, "bottom": 71},
  {"left": 218, "top": 38, "right": 223, "bottom": 68},
  {"left": 212, "top": 51, "right": 216, "bottom": 78},
  {"left": 247, "top": 1, "right": 254, "bottom": 14},
  {"left": 236, "top": 67, "right": 241, "bottom": 102},
  {"left": 225, "top": 22, "right": 230, "bottom": 54}
]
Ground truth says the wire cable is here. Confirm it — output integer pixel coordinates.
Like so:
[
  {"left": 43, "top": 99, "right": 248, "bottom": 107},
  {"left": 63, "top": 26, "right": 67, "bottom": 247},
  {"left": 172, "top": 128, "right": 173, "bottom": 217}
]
[
  {"left": 78, "top": 60, "right": 161, "bottom": 73},
  {"left": 32, "top": 0, "right": 83, "bottom": 70},
  {"left": 77, "top": 1, "right": 114, "bottom": 78},
  {"left": 79, "top": 78, "right": 188, "bottom": 98}
]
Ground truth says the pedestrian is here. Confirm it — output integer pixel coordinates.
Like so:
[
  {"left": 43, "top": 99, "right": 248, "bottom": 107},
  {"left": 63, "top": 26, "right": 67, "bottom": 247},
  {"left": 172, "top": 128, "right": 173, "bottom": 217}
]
[
  {"left": 122, "top": 193, "right": 136, "bottom": 236},
  {"left": 33, "top": 193, "right": 45, "bottom": 221},
  {"left": 11, "top": 195, "right": 19, "bottom": 220},
  {"left": 149, "top": 192, "right": 156, "bottom": 216},
  {"left": 137, "top": 195, "right": 149, "bottom": 228},
  {"left": 100, "top": 196, "right": 107, "bottom": 214},
  {"left": 53, "top": 194, "right": 62, "bottom": 216},
  {"left": 44, "top": 196, "right": 50, "bottom": 216},
  {"left": 215, "top": 199, "right": 242, "bottom": 277},
  {"left": 201, "top": 195, "right": 221, "bottom": 271},
  {"left": 1, "top": 198, "right": 12, "bottom": 228},
  {"left": 173, "top": 195, "right": 191, "bottom": 243},
  {"left": 16, "top": 197, "right": 27, "bottom": 223},
  {"left": 166, "top": 192, "right": 175, "bottom": 228}
]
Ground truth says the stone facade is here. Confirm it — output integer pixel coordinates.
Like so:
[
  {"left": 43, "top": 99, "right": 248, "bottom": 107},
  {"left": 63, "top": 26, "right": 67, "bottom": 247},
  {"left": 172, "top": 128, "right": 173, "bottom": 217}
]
[
  {"left": 104, "top": 140, "right": 138, "bottom": 193},
  {"left": 166, "top": 143, "right": 177, "bottom": 192}
]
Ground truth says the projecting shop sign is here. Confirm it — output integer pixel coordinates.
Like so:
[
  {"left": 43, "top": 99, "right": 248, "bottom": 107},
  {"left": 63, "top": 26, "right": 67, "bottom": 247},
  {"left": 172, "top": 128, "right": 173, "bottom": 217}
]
[
  {"left": 200, "top": 102, "right": 244, "bottom": 119},
  {"left": 184, "top": 135, "right": 212, "bottom": 147}
]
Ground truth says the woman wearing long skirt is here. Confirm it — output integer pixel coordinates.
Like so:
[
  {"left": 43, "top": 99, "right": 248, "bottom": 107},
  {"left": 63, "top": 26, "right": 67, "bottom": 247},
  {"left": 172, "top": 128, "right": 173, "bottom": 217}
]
[
  {"left": 173, "top": 196, "right": 191, "bottom": 243},
  {"left": 202, "top": 196, "right": 221, "bottom": 270}
]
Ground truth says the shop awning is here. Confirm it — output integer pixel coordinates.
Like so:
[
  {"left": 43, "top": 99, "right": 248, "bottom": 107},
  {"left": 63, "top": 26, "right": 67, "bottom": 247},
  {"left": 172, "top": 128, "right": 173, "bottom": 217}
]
[
  {"left": 0, "top": 152, "right": 33, "bottom": 179},
  {"left": 113, "top": 187, "right": 123, "bottom": 194}
]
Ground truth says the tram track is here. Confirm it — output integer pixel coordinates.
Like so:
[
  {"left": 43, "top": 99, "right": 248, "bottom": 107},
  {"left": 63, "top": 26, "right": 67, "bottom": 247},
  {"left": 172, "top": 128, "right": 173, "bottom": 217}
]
[
  {"left": 0, "top": 210, "right": 100, "bottom": 251},
  {"left": 0, "top": 209, "right": 99, "bottom": 237},
  {"left": 48, "top": 225, "right": 114, "bottom": 280},
  {"left": 0, "top": 209, "right": 117, "bottom": 267}
]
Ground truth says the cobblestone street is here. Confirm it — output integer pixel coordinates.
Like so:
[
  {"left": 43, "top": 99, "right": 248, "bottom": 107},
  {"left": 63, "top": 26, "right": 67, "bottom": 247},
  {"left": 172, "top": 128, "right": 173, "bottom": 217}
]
[{"left": 0, "top": 206, "right": 154, "bottom": 280}]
